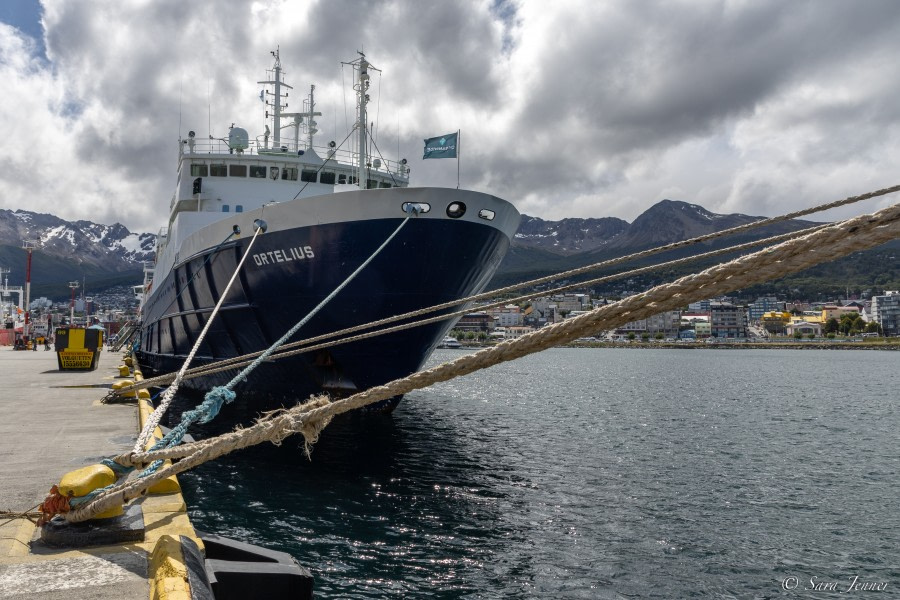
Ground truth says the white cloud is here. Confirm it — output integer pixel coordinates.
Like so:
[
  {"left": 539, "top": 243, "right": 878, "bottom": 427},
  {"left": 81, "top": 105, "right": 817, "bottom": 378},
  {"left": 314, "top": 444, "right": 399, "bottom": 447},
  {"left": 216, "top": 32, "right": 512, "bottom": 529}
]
[{"left": 1, "top": 0, "right": 899, "bottom": 233}]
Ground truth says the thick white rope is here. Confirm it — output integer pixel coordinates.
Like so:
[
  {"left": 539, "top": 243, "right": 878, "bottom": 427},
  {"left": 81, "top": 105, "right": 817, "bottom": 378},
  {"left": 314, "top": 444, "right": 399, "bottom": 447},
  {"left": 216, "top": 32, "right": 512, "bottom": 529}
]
[
  {"left": 132, "top": 224, "right": 265, "bottom": 453},
  {"left": 65, "top": 199, "right": 900, "bottom": 522}
]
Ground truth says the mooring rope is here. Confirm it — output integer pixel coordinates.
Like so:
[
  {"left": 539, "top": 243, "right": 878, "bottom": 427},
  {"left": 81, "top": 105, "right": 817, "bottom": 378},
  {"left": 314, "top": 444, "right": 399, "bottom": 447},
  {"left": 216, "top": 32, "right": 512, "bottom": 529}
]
[
  {"left": 109, "top": 183, "right": 900, "bottom": 397},
  {"left": 64, "top": 198, "right": 900, "bottom": 522},
  {"left": 132, "top": 222, "right": 266, "bottom": 454},
  {"left": 0, "top": 506, "right": 41, "bottom": 526}
]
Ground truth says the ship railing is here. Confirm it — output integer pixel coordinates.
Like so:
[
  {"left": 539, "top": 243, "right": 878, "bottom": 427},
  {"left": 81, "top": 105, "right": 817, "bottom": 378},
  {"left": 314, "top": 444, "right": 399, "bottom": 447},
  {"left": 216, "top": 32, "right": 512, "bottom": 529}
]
[{"left": 179, "top": 136, "right": 409, "bottom": 177}]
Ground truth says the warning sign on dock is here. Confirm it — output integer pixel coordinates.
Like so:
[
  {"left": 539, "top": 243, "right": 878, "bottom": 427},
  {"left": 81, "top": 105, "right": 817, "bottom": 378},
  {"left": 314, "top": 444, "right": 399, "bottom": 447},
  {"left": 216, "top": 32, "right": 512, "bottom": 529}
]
[
  {"left": 55, "top": 327, "right": 102, "bottom": 371},
  {"left": 58, "top": 351, "right": 97, "bottom": 370}
]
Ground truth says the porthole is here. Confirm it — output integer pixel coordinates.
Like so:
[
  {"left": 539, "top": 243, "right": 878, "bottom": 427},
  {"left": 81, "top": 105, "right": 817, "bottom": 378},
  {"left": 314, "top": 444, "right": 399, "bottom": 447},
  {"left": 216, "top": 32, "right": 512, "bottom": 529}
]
[
  {"left": 446, "top": 201, "right": 467, "bottom": 219},
  {"left": 478, "top": 209, "right": 495, "bottom": 221}
]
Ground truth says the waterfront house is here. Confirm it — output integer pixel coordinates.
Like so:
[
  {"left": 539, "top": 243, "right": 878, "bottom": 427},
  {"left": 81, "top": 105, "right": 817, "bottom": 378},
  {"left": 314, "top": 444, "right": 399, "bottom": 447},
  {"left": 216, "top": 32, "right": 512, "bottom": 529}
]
[{"left": 871, "top": 291, "right": 900, "bottom": 336}]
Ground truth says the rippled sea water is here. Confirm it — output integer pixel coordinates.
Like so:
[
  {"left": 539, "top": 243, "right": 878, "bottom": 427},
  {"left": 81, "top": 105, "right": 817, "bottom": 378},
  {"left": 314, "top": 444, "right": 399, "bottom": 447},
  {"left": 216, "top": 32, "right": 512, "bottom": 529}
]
[{"left": 180, "top": 348, "right": 900, "bottom": 598}]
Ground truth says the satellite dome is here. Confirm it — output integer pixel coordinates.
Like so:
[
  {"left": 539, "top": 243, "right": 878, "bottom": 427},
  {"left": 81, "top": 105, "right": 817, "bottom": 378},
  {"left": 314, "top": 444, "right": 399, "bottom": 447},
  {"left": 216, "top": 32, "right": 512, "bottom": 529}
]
[{"left": 229, "top": 127, "right": 249, "bottom": 150}]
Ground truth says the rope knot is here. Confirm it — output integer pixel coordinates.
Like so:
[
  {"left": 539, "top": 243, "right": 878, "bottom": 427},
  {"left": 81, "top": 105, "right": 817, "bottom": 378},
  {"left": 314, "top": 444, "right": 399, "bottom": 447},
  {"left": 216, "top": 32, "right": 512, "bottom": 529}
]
[
  {"left": 297, "top": 396, "right": 334, "bottom": 458},
  {"left": 200, "top": 386, "right": 237, "bottom": 424},
  {"left": 38, "top": 485, "right": 73, "bottom": 526}
]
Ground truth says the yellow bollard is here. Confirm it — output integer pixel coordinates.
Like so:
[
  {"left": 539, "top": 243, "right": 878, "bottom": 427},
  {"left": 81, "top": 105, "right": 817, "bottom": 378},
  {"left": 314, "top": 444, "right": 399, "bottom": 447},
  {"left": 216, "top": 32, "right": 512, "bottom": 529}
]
[
  {"left": 118, "top": 365, "right": 131, "bottom": 377},
  {"left": 111, "top": 379, "right": 137, "bottom": 398},
  {"left": 58, "top": 464, "right": 124, "bottom": 518}
]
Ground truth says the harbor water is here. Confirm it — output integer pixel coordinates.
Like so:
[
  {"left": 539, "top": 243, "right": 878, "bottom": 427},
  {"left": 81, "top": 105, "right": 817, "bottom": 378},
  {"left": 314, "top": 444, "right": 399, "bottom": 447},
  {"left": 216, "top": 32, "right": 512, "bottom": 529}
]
[{"left": 180, "top": 348, "right": 900, "bottom": 598}]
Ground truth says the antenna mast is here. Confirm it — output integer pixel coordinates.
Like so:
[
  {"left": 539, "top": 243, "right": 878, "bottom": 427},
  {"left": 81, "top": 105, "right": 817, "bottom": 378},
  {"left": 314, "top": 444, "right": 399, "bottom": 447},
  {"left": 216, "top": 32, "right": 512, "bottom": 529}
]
[
  {"left": 258, "top": 47, "right": 293, "bottom": 147},
  {"left": 343, "top": 52, "right": 379, "bottom": 188}
]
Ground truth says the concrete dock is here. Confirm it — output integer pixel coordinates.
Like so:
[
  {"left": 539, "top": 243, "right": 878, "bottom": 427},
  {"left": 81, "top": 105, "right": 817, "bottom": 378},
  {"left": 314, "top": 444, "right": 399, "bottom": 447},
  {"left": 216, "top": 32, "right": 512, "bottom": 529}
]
[{"left": 0, "top": 346, "right": 198, "bottom": 599}]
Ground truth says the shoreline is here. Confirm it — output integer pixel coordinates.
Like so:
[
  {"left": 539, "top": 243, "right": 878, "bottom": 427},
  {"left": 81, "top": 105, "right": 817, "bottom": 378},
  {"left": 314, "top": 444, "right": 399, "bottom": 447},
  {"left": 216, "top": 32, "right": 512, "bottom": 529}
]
[{"left": 448, "top": 340, "right": 900, "bottom": 351}]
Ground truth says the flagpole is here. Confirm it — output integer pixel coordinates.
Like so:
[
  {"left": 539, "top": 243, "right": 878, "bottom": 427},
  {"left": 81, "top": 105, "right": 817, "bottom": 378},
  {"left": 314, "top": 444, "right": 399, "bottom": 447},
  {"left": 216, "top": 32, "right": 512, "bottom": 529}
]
[{"left": 457, "top": 129, "right": 460, "bottom": 189}]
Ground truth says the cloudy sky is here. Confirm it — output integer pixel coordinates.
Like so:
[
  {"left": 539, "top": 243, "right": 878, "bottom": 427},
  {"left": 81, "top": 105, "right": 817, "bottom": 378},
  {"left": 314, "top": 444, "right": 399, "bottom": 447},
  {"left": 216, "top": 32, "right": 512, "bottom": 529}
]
[{"left": 2, "top": 0, "right": 900, "bottom": 233}]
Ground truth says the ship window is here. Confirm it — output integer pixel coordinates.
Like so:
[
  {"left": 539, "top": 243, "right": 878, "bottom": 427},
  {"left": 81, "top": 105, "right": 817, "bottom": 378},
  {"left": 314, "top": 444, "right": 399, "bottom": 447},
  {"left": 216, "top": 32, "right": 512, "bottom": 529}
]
[
  {"left": 249, "top": 166, "right": 267, "bottom": 178},
  {"left": 366, "top": 179, "right": 378, "bottom": 189},
  {"left": 478, "top": 209, "right": 496, "bottom": 221},
  {"left": 222, "top": 205, "right": 230, "bottom": 212},
  {"left": 300, "top": 169, "right": 318, "bottom": 182},
  {"left": 446, "top": 201, "right": 466, "bottom": 219},
  {"left": 320, "top": 171, "right": 336, "bottom": 185},
  {"left": 282, "top": 167, "right": 298, "bottom": 181},
  {"left": 338, "top": 174, "right": 347, "bottom": 184},
  {"left": 379, "top": 182, "right": 391, "bottom": 188},
  {"left": 350, "top": 175, "right": 357, "bottom": 185},
  {"left": 190, "top": 164, "right": 208, "bottom": 177},
  {"left": 235, "top": 205, "right": 243, "bottom": 213},
  {"left": 229, "top": 164, "right": 247, "bottom": 177},
  {"left": 210, "top": 164, "right": 227, "bottom": 177}
]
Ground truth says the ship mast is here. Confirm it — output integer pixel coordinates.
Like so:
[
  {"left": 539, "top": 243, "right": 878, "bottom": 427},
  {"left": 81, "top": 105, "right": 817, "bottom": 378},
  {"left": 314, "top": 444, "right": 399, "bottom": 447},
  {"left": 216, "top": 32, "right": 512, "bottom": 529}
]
[
  {"left": 258, "top": 47, "right": 293, "bottom": 147},
  {"left": 357, "top": 54, "right": 369, "bottom": 189}
]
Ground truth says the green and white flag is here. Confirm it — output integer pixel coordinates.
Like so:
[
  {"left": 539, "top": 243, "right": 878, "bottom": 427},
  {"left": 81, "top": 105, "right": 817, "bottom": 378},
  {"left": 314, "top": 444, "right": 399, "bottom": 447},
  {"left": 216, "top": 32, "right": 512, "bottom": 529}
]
[{"left": 423, "top": 132, "right": 458, "bottom": 159}]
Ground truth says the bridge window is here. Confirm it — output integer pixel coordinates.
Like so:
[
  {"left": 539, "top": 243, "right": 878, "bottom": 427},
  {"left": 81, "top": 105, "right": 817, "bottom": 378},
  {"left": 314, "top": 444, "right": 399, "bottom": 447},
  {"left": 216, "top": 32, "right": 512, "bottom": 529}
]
[
  {"left": 190, "top": 164, "right": 208, "bottom": 177},
  {"left": 222, "top": 205, "right": 230, "bottom": 212},
  {"left": 210, "top": 164, "right": 227, "bottom": 177},
  {"left": 338, "top": 174, "right": 347, "bottom": 184},
  {"left": 229, "top": 165, "right": 247, "bottom": 177},
  {"left": 301, "top": 169, "right": 318, "bottom": 183},
  {"left": 249, "top": 166, "right": 267, "bottom": 178},
  {"left": 235, "top": 205, "right": 243, "bottom": 213},
  {"left": 282, "top": 167, "right": 298, "bottom": 181},
  {"left": 320, "top": 172, "right": 336, "bottom": 185},
  {"left": 379, "top": 182, "right": 392, "bottom": 188}
]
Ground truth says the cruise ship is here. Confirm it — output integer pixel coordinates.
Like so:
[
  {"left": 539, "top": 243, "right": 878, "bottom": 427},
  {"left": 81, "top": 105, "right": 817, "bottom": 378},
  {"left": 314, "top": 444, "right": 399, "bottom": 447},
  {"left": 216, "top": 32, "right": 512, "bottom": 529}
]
[{"left": 135, "top": 51, "right": 520, "bottom": 409}]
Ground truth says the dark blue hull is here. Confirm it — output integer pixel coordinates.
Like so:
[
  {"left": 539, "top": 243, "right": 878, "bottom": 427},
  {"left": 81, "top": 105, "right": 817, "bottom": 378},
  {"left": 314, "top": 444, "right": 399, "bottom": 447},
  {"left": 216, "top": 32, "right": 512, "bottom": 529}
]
[{"left": 137, "top": 217, "right": 508, "bottom": 410}]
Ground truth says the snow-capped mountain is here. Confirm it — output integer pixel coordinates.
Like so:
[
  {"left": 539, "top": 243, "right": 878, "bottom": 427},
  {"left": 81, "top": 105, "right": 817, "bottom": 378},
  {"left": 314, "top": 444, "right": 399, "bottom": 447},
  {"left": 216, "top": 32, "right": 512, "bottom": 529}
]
[{"left": 0, "top": 209, "right": 155, "bottom": 271}]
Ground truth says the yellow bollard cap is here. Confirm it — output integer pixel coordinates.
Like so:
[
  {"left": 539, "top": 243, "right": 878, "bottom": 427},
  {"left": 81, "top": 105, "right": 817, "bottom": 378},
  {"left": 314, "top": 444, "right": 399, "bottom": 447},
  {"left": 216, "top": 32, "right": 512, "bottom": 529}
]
[
  {"left": 111, "top": 379, "right": 137, "bottom": 398},
  {"left": 59, "top": 464, "right": 117, "bottom": 498}
]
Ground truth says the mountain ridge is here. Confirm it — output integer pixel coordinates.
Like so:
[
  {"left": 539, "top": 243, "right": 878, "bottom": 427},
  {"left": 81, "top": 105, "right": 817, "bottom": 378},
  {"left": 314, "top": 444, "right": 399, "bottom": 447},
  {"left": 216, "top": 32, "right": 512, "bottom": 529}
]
[{"left": 1, "top": 201, "right": 896, "bottom": 300}]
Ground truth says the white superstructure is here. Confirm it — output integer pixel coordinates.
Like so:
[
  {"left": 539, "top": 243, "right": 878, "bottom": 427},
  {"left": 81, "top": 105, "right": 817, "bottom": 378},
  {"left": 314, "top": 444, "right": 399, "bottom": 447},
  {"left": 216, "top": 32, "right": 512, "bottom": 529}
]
[{"left": 147, "top": 50, "right": 411, "bottom": 303}]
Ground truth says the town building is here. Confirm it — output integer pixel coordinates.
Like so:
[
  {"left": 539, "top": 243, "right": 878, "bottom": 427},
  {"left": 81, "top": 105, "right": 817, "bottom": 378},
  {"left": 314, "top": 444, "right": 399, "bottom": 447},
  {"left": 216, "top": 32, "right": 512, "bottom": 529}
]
[
  {"left": 616, "top": 310, "right": 681, "bottom": 337},
  {"left": 709, "top": 301, "right": 747, "bottom": 338},
  {"left": 786, "top": 320, "right": 822, "bottom": 337},
  {"left": 455, "top": 312, "right": 493, "bottom": 333},
  {"left": 487, "top": 304, "right": 524, "bottom": 327},
  {"left": 760, "top": 311, "right": 791, "bottom": 336},
  {"left": 871, "top": 291, "right": 900, "bottom": 336},
  {"left": 821, "top": 305, "right": 859, "bottom": 323},
  {"left": 747, "top": 297, "right": 785, "bottom": 323},
  {"left": 694, "top": 322, "right": 711, "bottom": 338}
]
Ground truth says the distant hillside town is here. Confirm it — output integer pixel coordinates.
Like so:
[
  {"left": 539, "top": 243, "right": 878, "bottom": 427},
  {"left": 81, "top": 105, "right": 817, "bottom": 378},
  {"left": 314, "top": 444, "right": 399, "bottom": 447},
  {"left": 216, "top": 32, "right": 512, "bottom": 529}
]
[{"left": 448, "top": 291, "right": 900, "bottom": 343}]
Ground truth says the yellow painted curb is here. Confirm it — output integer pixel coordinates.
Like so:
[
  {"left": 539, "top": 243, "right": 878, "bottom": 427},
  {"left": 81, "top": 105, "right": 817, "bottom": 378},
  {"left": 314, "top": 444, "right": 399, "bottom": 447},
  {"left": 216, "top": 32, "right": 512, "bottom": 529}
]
[{"left": 149, "top": 535, "right": 191, "bottom": 600}]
